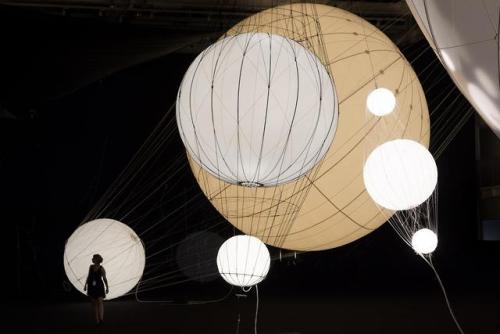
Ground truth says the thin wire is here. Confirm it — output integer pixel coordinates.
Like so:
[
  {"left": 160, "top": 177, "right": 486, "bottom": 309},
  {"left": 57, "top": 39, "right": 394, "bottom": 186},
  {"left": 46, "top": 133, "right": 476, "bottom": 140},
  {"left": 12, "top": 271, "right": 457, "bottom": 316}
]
[
  {"left": 254, "top": 284, "right": 260, "bottom": 334},
  {"left": 386, "top": 190, "right": 466, "bottom": 334},
  {"left": 134, "top": 277, "right": 234, "bottom": 304},
  {"left": 236, "top": 311, "right": 241, "bottom": 334},
  {"left": 426, "top": 257, "right": 466, "bottom": 334}
]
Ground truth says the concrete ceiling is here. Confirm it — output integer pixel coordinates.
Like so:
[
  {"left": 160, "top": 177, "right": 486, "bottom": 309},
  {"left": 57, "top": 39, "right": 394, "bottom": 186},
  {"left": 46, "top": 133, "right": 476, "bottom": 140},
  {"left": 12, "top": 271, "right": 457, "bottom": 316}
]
[{"left": 1, "top": 0, "right": 423, "bottom": 49}]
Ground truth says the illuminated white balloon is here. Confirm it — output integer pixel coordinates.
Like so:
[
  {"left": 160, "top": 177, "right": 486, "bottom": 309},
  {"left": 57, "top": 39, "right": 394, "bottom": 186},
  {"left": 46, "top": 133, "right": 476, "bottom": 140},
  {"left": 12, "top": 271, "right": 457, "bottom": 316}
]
[
  {"left": 216, "top": 235, "right": 270, "bottom": 287},
  {"left": 63, "top": 218, "right": 145, "bottom": 300},
  {"left": 366, "top": 87, "right": 396, "bottom": 116},
  {"left": 363, "top": 139, "right": 437, "bottom": 211},
  {"left": 411, "top": 228, "right": 438, "bottom": 254},
  {"left": 177, "top": 32, "right": 338, "bottom": 187},
  {"left": 406, "top": 0, "right": 500, "bottom": 137}
]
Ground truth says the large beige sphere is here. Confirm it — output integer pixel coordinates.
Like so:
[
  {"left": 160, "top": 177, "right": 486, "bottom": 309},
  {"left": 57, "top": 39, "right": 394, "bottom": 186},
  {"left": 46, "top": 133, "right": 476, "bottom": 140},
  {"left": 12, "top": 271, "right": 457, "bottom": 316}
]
[{"left": 188, "top": 3, "right": 430, "bottom": 251}]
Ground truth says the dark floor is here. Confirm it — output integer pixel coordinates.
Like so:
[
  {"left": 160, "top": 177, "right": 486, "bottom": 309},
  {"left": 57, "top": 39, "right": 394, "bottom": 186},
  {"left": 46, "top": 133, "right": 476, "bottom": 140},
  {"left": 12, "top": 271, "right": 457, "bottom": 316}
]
[{"left": 6, "top": 292, "right": 500, "bottom": 334}]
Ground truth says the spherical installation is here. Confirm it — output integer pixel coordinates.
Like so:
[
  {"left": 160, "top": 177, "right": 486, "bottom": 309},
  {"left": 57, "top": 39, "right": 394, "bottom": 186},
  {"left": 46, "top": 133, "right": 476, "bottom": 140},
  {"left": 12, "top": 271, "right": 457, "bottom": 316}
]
[
  {"left": 411, "top": 228, "right": 438, "bottom": 254},
  {"left": 176, "top": 32, "right": 338, "bottom": 187},
  {"left": 363, "top": 139, "right": 437, "bottom": 211},
  {"left": 216, "top": 235, "right": 270, "bottom": 287},
  {"left": 366, "top": 87, "right": 396, "bottom": 116},
  {"left": 188, "top": 3, "right": 431, "bottom": 251},
  {"left": 63, "top": 218, "right": 146, "bottom": 300}
]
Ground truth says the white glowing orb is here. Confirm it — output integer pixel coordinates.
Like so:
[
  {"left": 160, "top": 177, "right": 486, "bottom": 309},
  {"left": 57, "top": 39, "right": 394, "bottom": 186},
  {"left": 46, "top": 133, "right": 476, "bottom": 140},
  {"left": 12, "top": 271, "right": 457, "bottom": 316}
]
[
  {"left": 363, "top": 139, "right": 437, "bottom": 211},
  {"left": 366, "top": 87, "right": 396, "bottom": 116},
  {"left": 177, "top": 32, "right": 338, "bottom": 187},
  {"left": 64, "top": 218, "right": 146, "bottom": 300},
  {"left": 411, "top": 228, "right": 438, "bottom": 254},
  {"left": 216, "top": 235, "right": 270, "bottom": 287}
]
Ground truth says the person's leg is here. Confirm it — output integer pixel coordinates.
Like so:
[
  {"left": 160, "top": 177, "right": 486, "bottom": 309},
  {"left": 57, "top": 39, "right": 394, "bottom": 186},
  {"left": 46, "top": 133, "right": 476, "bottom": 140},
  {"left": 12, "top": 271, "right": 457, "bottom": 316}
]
[
  {"left": 91, "top": 298, "right": 99, "bottom": 324},
  {"left": 97, "top": 297, "right": 104, "bottom": 322}
]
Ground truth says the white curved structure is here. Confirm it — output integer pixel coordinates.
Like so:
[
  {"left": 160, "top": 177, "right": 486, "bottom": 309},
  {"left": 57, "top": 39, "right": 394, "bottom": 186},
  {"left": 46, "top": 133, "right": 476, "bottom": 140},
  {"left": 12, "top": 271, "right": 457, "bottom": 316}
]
[
  {"left": 64, "top": 218, "right": 146, "bottom": 300},
  {"left": 363, "top": 139, "right": 438, "bottom": 211},
  {"left": 177, "top": 32, "right": 338, "bottom": 187},
  {"left": 406, "top": 0, "right": 500, "bottom": 137},
  {"left": 216, "top": 235, "right": 270, "bottom": 287}
]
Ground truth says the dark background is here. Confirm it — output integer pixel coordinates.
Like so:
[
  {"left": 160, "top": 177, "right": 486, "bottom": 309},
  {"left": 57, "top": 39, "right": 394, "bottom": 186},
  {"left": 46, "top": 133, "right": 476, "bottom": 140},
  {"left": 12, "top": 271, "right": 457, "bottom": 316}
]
[{"left": 0, "top": 1, "right": 499, "bottom": 333}]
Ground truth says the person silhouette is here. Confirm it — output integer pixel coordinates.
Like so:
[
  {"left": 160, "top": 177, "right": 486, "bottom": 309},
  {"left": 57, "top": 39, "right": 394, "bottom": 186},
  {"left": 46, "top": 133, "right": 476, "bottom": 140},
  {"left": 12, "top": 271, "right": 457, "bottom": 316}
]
[{"left": 84, "top": 254, "right": 109, "bottom": 325}]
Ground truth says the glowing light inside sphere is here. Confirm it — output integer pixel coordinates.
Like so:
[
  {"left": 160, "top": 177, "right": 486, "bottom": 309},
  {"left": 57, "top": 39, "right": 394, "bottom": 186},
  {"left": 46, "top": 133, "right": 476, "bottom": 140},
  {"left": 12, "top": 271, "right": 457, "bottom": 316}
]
[
  {"left": 63, "top": 218, "right": 146, "bottom": 300},
  {"left": 177, "top": 32, "right": 338, "bottom": 187},
  {"left": 363, "top": 139, "right": 437, "bottom": 211},
  {"left": 411, "top": 228, "right": 438, "bottom": 254},
  {"left": 216, "top": 235, "right": 270, "bottom": 287},
  {"left": 366, "top": 87, "right": 396, "bottom": 116}
]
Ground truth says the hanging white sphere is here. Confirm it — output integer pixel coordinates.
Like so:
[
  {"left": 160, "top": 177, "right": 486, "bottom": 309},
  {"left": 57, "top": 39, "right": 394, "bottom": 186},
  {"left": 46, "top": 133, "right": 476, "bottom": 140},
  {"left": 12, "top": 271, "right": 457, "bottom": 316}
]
[
  {"left": 411, "top": 228, "right": 438, "bottom": 254},
  {"left": 63, "top": 218, "right": 146, "bottom": 300},
  {"left": 363, "top": 139, "right": 437, "bottom": 211},
  {"left": 216, "top": 235, "right": 270, "bottom": 287},
  {"left": 406, "top": 0, "right": 500, "bottom": 138},
  {"left": 366, "top": 87, "right": 396, "bottom": 116},
  {"left": 177, "top": 32, "right": 338, "bottom": 187}
]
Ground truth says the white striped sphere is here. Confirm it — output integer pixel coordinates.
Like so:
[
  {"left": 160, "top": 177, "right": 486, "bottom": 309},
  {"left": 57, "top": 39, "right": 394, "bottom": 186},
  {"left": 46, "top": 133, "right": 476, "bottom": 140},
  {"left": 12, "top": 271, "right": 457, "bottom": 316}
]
[
  {"left": 216, "top": 235, "right": 270, "bottom": 287},
  {"left": 177, "top": 32, "right": 338, "bottom": 187}
]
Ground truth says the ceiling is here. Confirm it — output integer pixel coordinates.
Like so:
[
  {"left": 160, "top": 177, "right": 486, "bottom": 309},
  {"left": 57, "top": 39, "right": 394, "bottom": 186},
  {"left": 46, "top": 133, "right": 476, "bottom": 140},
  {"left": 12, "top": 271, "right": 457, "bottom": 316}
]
[{"left": 1, "top": 0, "right": 423, "bottom": 47}]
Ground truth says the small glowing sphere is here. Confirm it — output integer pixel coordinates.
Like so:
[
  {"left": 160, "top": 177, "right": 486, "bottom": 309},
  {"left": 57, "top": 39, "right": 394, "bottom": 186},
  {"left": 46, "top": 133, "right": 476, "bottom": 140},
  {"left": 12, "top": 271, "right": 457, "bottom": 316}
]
[
  {"left": 216, "top": 235, "right": 270, "bottom": 287},
  {"left": 363, "top": 139, "right": 437, "bottom": 210},
  {"left": 64, "top": 218, "right": 146, "bottom": 300},
  {"left": 411, "top": 228, "right": 438, "bottom": 254},
  {"left": 366, "top": 87, "right": 396, "bottom": 116},
  {"left": 177, "top": 32, "right": 338, "bottom": 187}
]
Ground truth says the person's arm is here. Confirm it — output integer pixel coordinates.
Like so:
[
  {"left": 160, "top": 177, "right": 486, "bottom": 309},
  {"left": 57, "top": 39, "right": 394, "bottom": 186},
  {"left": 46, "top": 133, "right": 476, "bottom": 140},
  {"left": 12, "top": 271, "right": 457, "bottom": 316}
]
[
  {"left": 84, "top": 266, "right": 91, "bottom": 291},
  {"left": 102, "top": 267, "right": 109, "bottom": 294}
]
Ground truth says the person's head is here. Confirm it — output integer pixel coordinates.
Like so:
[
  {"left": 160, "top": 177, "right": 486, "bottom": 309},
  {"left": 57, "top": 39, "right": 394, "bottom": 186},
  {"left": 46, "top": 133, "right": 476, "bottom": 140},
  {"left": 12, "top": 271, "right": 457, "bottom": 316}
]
[{"left": 92, "top": 254, "right": 103, "bottom": 265}]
